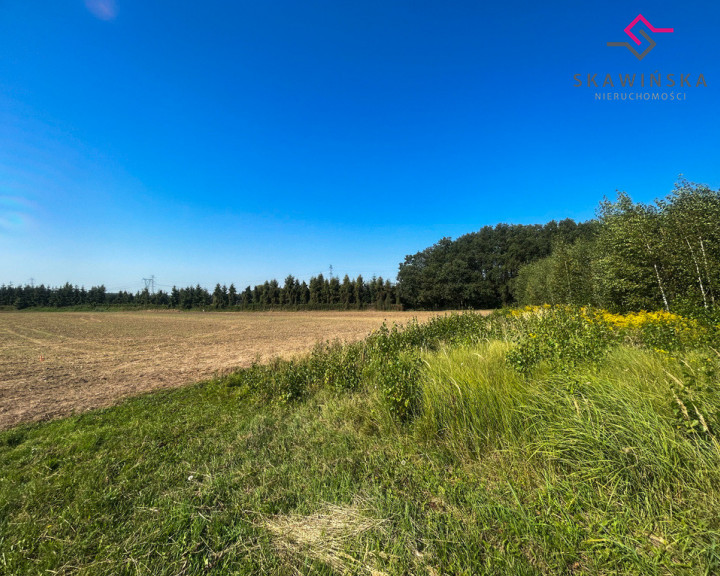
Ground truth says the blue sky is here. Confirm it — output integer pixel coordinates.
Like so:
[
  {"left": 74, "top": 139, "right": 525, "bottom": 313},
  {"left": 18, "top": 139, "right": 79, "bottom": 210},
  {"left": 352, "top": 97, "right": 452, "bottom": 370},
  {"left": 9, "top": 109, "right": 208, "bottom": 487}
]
[{"left": 1, "top": 0, "right": 719, "bottom": 291}]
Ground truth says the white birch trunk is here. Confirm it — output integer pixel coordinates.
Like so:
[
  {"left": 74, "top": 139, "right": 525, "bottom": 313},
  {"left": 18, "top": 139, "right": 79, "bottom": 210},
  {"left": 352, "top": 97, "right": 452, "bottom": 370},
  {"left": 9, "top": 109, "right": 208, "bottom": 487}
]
[{"left": 685, "top": 237, "right": 708, "bottom": 309}]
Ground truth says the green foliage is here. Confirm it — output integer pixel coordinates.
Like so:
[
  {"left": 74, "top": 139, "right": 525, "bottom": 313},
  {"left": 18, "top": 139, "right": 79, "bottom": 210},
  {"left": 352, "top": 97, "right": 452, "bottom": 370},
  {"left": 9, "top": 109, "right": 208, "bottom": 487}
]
[
  {"left": 397, "top": 219, "right": 596, "bottom": 309},
  {"left": 542, "top": 180, "right": 720, "bottom": 315},
  {"left": 502, "top": 305, "right": 716, "bottom": 373},
  {"left": 395, "top": 179, "right": 720, "bottom": 317},
  {"left": 661, "top": 180, "right": 720, "bottom": 311},
  {"left": 321, "top": 343, "right": 364, "bottom": 392},
  {"left": 420, "top": 343, "right": 720, "bottom": 497},
  {"left": 366, "top": 313, "right": 497, "bottom": 352},
  {"left": 370, "top": 351, "right": 423, "bottom": 422},
  {"left": 595, "top": 192, "right": 670, "bottom": 311},
  {"left": 504, "top": 307, "right": 616, "bottom": 373},
  {"left": 665, "top": 352, "right": 720, "bottom": 442},
  {"left": 226, "top": 359, "right": 309, "bottom": 402},
  {"left": 226, "top": 342, "right": 364, "bottom": 402},
  {"left": 227, "top": 314, "right": 495, "bottom": 416},
  {"left": 513, "top": 237, "right": 599, "bottom": 307},
  {"left": 511, "top": 255, "right": 555, "bottom": 306}
]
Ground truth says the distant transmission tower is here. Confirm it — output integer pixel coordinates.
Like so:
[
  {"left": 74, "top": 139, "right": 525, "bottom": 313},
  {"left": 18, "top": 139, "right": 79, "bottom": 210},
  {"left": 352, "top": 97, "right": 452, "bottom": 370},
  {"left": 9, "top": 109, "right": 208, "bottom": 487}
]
[
  {"left": 329, "top": 264, "right": 334, "bottom": 278},
  {"left": 142, "top": 275, "right": 156, "bottom": 294}
]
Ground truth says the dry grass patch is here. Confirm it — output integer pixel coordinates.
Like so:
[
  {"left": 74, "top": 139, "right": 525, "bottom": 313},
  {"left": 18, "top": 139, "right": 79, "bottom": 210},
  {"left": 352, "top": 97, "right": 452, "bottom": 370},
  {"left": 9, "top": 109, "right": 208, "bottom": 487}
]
[{"left": 265, "top": 503, "right": 388, "bottom": 575}]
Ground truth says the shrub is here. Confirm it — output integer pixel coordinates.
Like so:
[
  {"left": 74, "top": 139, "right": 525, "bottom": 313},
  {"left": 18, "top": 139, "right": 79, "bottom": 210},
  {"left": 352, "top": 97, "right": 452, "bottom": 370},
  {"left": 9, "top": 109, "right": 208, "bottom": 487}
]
[
  {"left": 321, "top": 342, "right": 363, "bottom": 393},
  {"left": 370, "top": 352, "right": 423, "bottom": 422},
  {"left": 505, "top": 306, "right": 616, "bottom": 373}
]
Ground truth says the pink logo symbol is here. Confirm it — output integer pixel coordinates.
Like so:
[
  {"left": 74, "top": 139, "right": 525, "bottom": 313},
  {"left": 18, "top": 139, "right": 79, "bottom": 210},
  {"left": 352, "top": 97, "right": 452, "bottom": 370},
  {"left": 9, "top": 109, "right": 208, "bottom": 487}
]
[{"left": 607, "top": 14, "right": 674, "bottom": 60}]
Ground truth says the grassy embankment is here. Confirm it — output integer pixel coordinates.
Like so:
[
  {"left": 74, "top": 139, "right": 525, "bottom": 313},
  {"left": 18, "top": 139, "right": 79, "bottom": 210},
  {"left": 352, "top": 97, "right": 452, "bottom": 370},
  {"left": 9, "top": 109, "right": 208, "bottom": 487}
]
[{"left": 1, "top": 307, "right": 719, "bottom": 575}]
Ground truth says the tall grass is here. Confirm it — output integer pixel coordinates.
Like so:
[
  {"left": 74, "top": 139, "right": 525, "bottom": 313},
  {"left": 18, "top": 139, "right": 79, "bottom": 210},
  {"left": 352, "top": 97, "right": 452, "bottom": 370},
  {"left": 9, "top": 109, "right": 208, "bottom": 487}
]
[
  {"left": 416, "top": 341, "right": 525, "bottom": 456},
  {"left": 419, "top": 342, "right": 720, "bottom": 497},
  {"left": 413, "top": 340, "right": 720, "bottom": 574}
]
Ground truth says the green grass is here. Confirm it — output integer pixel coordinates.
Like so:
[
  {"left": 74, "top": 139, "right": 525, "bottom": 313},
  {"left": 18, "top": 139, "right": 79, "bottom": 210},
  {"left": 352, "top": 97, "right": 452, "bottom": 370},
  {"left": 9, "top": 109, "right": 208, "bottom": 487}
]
[{"left": 2, "top": 309, "right": 720, "bottom": 574}]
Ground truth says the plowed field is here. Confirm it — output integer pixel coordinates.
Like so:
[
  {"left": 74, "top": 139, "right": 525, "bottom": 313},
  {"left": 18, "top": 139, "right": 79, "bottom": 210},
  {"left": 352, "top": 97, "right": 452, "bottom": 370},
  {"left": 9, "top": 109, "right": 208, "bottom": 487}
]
[{"left": 0, "top": 310, "right": 453, "bottom": 429}]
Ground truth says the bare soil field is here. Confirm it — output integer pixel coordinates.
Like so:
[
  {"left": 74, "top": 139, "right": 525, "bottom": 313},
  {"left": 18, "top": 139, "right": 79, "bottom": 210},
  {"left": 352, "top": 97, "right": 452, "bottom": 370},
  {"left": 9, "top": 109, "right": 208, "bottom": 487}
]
[{"left": 0, "top": 310, "right": 457, "bottom": 429}]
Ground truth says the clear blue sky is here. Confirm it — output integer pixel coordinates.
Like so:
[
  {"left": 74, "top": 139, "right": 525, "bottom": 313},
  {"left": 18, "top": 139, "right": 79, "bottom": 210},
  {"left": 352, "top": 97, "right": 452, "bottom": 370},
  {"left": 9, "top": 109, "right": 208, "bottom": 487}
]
[{"left": 1, "top": 0, "right": 719, "bottom": 292}]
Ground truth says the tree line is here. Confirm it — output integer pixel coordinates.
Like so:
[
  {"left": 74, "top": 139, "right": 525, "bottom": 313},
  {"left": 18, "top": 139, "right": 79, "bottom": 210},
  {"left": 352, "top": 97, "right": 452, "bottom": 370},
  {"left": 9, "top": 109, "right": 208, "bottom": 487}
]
[
  {"left": 0, "top": 274, "right": 400, "bottom": 311},
  {"left": 4, "top": 180, "right": 716, "bottom": 315},
  {"left": 513, "top": 180, "right": 720, "bottom": 314}
]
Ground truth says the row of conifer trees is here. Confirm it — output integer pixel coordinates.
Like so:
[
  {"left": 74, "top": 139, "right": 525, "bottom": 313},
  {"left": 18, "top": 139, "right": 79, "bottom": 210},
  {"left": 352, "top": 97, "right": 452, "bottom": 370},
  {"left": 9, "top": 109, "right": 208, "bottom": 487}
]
[{"left": 0, "top": 274, "right": 399, "bottom": 311}]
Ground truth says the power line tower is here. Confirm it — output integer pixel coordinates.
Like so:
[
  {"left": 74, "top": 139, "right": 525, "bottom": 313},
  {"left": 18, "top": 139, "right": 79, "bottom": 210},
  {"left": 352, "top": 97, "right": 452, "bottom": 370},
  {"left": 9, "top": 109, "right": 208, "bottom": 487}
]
[
  {"left": 142, "top": 275, "right": 156, "bottom": 294},
  {"left": 329, "top": 264, "right": 334, "bottom": 279}
]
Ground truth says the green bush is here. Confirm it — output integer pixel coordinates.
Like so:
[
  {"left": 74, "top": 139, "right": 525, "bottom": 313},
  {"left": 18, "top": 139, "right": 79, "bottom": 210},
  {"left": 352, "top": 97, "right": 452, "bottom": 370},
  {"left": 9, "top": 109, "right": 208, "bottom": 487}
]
[
  {"left": 370, "top": 351, "right": 423, "bottom": 422},
  {"left": 505, "top": 307, "right": 616, "bottom": 373},
  {"left": 321, "top": 342, "right": 363, "bottom": 392}
]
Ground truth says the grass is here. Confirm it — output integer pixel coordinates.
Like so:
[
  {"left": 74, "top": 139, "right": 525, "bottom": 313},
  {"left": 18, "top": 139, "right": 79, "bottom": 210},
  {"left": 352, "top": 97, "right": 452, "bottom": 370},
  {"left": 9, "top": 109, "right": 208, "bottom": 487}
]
[{"left": 1, "top": 308, "right": 719, "bottom": 574}]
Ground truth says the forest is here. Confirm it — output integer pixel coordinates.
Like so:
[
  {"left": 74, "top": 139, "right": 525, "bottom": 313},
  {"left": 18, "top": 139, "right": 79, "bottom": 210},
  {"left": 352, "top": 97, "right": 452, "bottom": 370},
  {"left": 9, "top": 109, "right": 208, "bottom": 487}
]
[
  {"left": 4, "top": 180, "right": 718, "bottom": 315},
  {"left": 395, "top": 219, "right": 596, "bottom": 309},
  {"left": 397, "top": 180, "right": 720, "bottom": 315}
]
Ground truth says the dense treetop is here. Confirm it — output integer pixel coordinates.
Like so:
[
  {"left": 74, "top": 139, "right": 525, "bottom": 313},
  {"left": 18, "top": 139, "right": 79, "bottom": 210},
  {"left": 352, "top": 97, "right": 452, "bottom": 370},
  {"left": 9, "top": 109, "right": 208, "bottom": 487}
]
[{"left": 396, "top": 220, "right": 596, "bottom": 309}]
